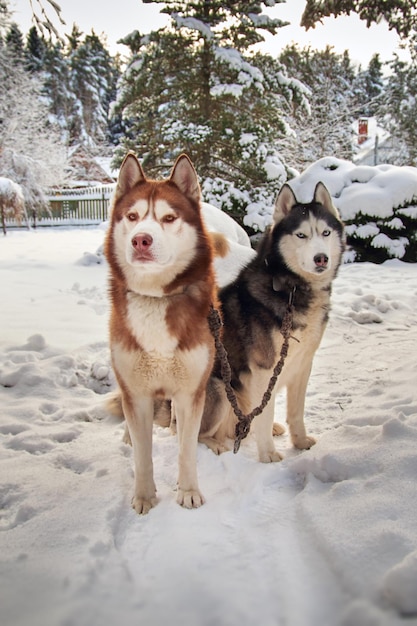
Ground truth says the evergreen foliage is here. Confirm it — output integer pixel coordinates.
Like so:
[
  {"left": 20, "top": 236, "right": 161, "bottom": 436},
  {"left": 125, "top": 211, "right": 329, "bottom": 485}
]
[
  {"left": 25, "top": 26, "right": 47, "bottom": 72},
  {"left": 278, "top": 44, "right": 356, "bottom": 170},
  {"left": 301, "top": 0, "right": 417, "bottom": 39},
  {"left": 378, "top": 54, "right": 417, "bottom": 166},
  {"left": 5, "top": 21, "right": 24, "bottom": 58},
  {"left": 68, "top": 31, "right": 120, "bottom": 146},
  {"left": 352, "top": 53, "right": 384, "bottom": 117},
  {"left": 114, "top": 0, "right": 306, "bottom": 228}
]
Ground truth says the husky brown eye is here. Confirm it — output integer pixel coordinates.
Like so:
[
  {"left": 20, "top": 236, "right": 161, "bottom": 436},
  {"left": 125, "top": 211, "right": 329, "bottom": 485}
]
[
  {"left": 163, "top": 214, "right": 177, "bottom": 223},
  {"left": 127, "top": 212, "right": 138, "bottom": 222}
]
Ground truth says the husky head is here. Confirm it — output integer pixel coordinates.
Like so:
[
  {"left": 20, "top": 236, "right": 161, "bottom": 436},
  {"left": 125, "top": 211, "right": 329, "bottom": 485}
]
[
  {"left": 107, "top": 152, "right": 211, "bottom": 296},
  {"left": 272, "top": 182, "right": 345, "bottom": 281}
]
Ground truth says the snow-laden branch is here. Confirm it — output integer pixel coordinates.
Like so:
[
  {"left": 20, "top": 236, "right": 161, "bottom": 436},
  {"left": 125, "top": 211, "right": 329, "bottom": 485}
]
[
  {"left": 211, "top": 47, "right": 264, "bottom": 97},
  {"left": 172, "top": 12, "right": 213, "bottom": 39}
]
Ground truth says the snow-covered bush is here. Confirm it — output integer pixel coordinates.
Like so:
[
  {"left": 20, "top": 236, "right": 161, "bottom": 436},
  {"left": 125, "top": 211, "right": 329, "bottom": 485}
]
[
  {"left": 290, "top": 157, "right": 417, "bottom": 263},
  {"left": 0, "top": 177, "right": 25, "bottom": 234},
  {"left": 201, "top": 175, "right": 279, "bottom": 233}
]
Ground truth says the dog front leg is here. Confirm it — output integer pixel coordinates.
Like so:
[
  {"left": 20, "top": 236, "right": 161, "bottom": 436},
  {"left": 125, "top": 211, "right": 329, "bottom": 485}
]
[
  {"left": 286, "top": 361, "right": 316, "bottom": 450},
  {"left": 123, "top": 395, "right": 158, "bottom": 514},
  {"left": 173, "top": 391, "right": 205, "bottom": 509},
  {"left": 253, "top": 393, "right": 283, "bottom": 463}
]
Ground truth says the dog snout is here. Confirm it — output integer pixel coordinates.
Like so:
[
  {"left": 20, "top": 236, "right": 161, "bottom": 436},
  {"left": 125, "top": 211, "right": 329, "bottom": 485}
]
[
  {"left": 132, "top": 233, "right": 153, "bottom": 251},
  {"left": 314, "top": 253, "right": 328, "bottom": 268}
]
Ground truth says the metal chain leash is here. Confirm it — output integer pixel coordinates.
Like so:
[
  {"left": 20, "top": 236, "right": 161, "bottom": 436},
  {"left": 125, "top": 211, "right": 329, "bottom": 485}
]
[{"left": 208, "top": 288, "right": 296, "bottom": 453}]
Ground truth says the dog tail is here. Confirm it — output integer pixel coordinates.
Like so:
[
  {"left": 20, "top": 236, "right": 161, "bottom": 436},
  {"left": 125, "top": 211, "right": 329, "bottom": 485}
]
[
  {"left": 106, "top": 390, "right": 124, "bottom": 419},
  {"left": 106, "top": 391, "right": 172, "bottom": 429}
]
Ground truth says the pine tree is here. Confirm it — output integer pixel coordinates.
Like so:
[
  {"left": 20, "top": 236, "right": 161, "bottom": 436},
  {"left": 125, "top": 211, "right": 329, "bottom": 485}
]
[
  {"left": 25, "top": 26, "right": 46, "bottom": 72},
  {"left": 301, "top": 0, "right": 417, "bottom": 39},
  {"left": 114, "top": 0, "right": 304, "bottom": 228},
  {"left": 379, "top": 54, "right": 417, "bottom": 165},
  {"left": 66, "top": 23, "right": 83, "bottom": 52},
  {"left": 5, "top": 22, "right": 24, "bottom": 59},
  {"left": 279, "top": 44, "right": 356, "bottom": 170},
  {"left": 68, "top": 30, "right": 120, "bottom": 146},
  {"left": 353, "top": 54, "right": 385, "bottom": 118},
  {"left": 41, "top": 39, "right": 75, "bottom": 144},
  {"left": 0, "top": 0, "right": 10, "bottom": 44}
]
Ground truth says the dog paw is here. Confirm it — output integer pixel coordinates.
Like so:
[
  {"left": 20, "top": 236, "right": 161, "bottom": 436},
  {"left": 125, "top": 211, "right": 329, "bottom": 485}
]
[
  {"left": 131, "top": 495, "right": 158, "bottom": 515},
  {"left": 293, "top": 435, "right": 316, "bottom": 450},
  {"left": 199, "top": 436, "right": 229, "bottom": 455},
  {"left": 122, "top": 426, "right": 132, "bottom": 446},
  {"left": 211, "top": 442, "right": 229, "bottom": 455},
  {"left": 272, "top": 422, "right": 286, "bottom": 437},
  {"left": 259, "top": 449, "right": 283, "bottom": 463},
  {"left": 176, "top": 488, "right": 205, "bottom": 509}
]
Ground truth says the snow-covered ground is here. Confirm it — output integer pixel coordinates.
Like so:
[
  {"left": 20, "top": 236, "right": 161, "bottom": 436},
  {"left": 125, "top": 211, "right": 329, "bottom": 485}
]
[{"left": 1, "top": 226, "right": 417, "bottom": 626}]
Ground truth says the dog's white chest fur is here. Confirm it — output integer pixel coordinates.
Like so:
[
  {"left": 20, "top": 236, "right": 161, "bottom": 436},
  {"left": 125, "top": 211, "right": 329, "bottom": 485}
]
[
  {"left": 127, "top": 292, "right": 177, "bottom": 354},
  {"left": 114, "top": 292, "right": 210, "bottom": 396}
]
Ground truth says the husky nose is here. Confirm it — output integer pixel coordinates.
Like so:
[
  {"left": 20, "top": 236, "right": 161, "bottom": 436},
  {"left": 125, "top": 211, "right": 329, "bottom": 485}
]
[
  {"left": 314, "top": 253, "right": 328, "bottom": 268},
  {"left": 132, "top": 233, "right": 153, "bottom": 251}
]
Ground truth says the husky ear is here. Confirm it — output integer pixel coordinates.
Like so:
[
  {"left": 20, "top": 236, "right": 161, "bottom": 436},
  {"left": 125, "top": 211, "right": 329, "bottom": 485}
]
[
  {"left": 314, "top": 182, "right": 339, "bottom": 218},
  {"left": 170, "top": 154, "right": 201, "bottom": 203},
  {"left": 273, "top": 184, "right": 298, "bottom": 224},
  {"left": 115, "top": 152, "right": 146, "bottom": 200}
]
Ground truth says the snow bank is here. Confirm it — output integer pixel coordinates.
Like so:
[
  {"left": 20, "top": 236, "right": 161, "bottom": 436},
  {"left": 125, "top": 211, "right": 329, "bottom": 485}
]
[{"left": 291, "top": 157, "right": 417, "bottom": 218}]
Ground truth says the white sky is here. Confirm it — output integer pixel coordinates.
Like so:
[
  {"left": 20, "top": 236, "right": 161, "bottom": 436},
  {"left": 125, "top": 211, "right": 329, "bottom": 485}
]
[{"left": 10, "top": 0, "right": 406, "bottom": 67}]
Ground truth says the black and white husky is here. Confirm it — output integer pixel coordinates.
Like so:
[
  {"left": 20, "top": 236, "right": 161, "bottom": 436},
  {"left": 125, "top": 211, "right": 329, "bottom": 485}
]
[{"left": 199, "top": 182, "right": 345, "bottom": 461}]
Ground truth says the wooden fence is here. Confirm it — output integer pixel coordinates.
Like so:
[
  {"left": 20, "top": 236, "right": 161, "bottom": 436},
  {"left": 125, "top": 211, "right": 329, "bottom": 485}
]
[{"left": 5, "top": 184, "right": 115, "bottom": 229}]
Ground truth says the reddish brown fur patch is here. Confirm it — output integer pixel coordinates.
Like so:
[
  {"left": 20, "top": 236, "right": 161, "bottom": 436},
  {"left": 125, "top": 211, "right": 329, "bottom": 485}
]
[
  {"left": 163, "top": 215, "right": 218, "bottom": 350},
  {"left": 106, "top": 278, "right": 141, "bottom": 352},
  {"left": 209, "top": 232, "right": 230, "bottom": 258}
]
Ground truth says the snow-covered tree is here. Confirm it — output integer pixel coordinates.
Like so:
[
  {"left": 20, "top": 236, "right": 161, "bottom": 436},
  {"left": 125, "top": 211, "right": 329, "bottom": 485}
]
[
  {"left": 378, "top": 54, "right": 417, "bottom": 166},
  {"left": 25, "top": 25, "right": 47, "bottom": 72},
  {"left": 279, "top": 44, "right": 356, "bottom": 170},
  {"left": 5, "top": 21, "right": 24, "bottom": 58},
  {"left": 0, "top": 45, "right": 67, "bottom": 213},
  {"left": 301, "top": 0, "right": 417, "bottom": 39},
  {"left": 114, "top": 0, "right": 307, "bottom": 229},
  {"left": 40, "top": 39, "right": 75, "bottom": 144},
  {"left": 68, "top": 30, "right": 120, "bottom": 147},
  {"left": 353, "top": 53, "right": 385, "bottom": 118},
  {"left": 24, "top": 23, "right": 120, "bottom": 150},
  {"left": 0, "top": 176, "right": 24, "bottom": 234}
]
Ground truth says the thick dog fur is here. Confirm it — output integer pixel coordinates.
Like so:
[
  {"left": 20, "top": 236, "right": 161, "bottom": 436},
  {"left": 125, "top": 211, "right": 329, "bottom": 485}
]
[
  {"left": 105, "top": 152, "right": 217, "bottom": 513},
  {"left": 199, "top": 182, "right": 345, "bottom": 461}
]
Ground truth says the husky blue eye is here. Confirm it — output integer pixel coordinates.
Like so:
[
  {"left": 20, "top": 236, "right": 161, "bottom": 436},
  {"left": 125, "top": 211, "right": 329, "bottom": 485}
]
[
  {"left": 323, "top": 229, "right": 331, "bottom": 237},
  {"left": 296, "top": 232, "right": 306, "bottom": 239}
]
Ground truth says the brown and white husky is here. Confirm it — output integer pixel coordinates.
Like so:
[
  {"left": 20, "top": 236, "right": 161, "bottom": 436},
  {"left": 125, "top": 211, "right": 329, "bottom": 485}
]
[{"left": 104, "top": 152, "right": 217, "bottom": 514}]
